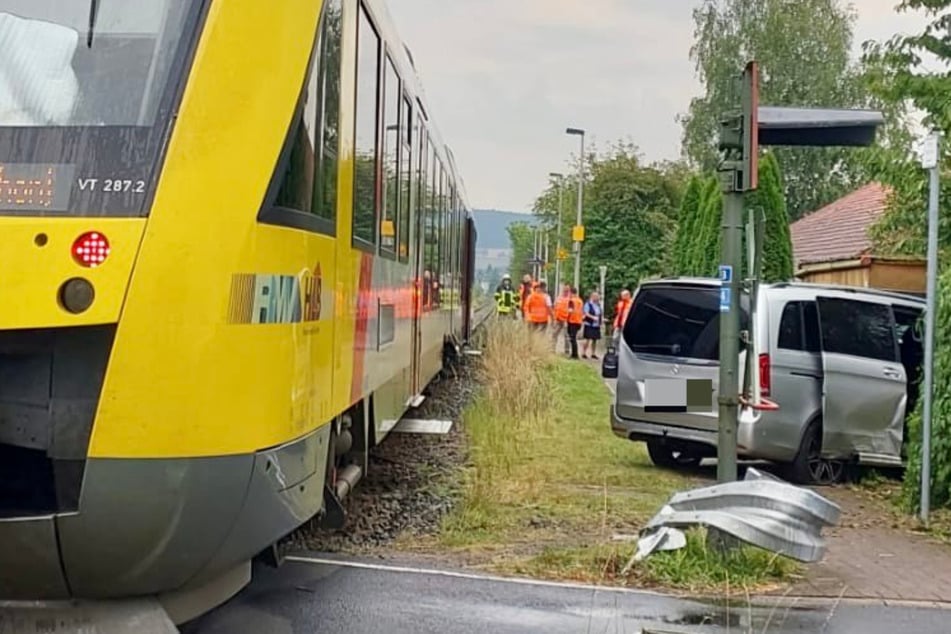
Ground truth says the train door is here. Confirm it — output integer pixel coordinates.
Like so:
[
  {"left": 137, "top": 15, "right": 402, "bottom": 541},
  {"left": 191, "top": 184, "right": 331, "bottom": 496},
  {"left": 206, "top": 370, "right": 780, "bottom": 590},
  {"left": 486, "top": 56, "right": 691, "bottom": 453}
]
[
  {"left": 410, "top": 115, "right": 426, "bottom": 395},
  {"left": 461, "top": 216, "right": 476, "bottom": 341}
]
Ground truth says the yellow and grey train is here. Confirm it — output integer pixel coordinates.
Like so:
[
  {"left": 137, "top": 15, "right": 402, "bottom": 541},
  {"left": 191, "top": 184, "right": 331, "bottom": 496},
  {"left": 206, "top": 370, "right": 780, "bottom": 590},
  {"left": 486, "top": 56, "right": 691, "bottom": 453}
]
[{"left": 0, "top": 0, "right": 477, "bottom": 621}]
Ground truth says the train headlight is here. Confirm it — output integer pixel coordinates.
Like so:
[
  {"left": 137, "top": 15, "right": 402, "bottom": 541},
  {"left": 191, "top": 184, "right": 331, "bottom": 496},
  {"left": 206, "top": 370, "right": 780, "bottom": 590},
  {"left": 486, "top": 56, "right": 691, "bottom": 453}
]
[
  {"left": 59, "top": 278, "right": 95, "bottom": 314},
  {"left": 72, "top": 231, "right": 110, "bottom": 267}
]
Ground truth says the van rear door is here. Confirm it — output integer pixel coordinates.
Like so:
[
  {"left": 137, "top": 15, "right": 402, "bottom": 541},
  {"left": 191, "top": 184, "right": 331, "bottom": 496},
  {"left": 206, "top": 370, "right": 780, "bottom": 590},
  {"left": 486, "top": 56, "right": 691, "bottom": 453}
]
[
  {"left": 615, "top": 282, "right": 749, "bottom": 432},
  {"left": 815, "top": 295, "right": 906, "bottom": 461}
]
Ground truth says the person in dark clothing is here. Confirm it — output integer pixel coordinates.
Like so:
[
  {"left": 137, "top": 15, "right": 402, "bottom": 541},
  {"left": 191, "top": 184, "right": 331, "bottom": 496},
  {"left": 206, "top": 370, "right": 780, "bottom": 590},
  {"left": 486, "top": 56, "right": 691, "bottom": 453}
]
[{"left": 581, "top": 291, "right": 603, "bottom": 359}]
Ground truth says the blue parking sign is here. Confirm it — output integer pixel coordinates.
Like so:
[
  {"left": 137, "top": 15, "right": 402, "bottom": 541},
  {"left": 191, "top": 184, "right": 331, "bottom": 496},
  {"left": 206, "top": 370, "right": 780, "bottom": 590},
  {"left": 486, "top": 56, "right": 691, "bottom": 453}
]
[
  {"left": 718, "top": 265, "right": 732, "bottom": 282},
  {"left": 720, "top": 287, "right": 731, "bottom": 313}
]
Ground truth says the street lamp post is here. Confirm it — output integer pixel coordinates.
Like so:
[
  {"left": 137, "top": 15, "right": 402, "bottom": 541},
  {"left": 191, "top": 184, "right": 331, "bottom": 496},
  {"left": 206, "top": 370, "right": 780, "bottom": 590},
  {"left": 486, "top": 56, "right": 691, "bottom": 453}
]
[
  {"left": 549, "top": 172, "right": 564, "bottom": 288},
  {"left": 566, "top": 128, "right": 585, "bottom": 291}
]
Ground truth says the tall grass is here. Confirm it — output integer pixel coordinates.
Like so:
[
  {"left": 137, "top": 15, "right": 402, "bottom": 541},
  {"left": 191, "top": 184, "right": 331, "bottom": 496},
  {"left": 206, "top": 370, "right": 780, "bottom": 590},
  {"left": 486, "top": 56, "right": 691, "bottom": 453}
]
[
  {"left": 479, "top": 318, "right": 552, "bottom": 422},
  {"left": 455, "top": 319, "right": 554, "bottom": 525},
  {"left": 440, "top": 319, "right": 799, "bottom": 593}
]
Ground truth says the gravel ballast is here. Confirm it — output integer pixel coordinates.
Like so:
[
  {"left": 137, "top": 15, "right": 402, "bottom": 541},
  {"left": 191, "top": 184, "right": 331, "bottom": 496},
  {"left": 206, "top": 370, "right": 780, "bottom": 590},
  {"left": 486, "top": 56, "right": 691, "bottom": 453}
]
[{"left": 286, "top": 357, "right": 480, "bottom": 553}]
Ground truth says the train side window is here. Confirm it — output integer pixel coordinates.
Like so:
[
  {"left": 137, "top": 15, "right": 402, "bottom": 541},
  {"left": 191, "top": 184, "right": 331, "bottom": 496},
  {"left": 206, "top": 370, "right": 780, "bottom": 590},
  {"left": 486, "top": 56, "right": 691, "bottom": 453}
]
[
  {"left": 425, "top": 147, "right": 439, "bottom": 308},
  {"left": 380, "top": 55, "right": 399, "bottom": 258},
  {"left": 415, "top": 120, "right": 426, "bottom": 269},
  {"left": 446, "top": 186, "right": 454, "bottom": 300},
  {"left": 259, "top": 0, "right": 341, "bottom": 235},
  {"left": 438, "top": 167, "right": 447, "bottom": 299},
  {"left": 442, "top": 181, "right": 451, "bottom": 294},
  {"left": 352, "top": 4, "right": 381, "bottom": 249},
  {"left": 398, "top": 96, "right": 412, "bottom": 262},
  {"left": 316, "top": 0, "right": 342, "bottom": 224}
]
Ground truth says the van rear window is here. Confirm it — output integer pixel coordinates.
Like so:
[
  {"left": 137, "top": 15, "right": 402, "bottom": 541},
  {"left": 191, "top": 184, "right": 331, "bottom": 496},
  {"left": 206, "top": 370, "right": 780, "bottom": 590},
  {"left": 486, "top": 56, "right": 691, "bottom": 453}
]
[{"left": 623, "top": 285, "right": 749, "bottom": 361}]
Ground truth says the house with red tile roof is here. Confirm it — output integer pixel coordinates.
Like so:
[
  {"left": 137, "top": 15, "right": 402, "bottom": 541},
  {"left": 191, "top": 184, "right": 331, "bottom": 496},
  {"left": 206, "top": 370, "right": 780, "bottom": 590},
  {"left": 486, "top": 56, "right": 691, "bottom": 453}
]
[
  {"left": 790, "top": 182, "right": 925, "bottom": 294},
  {"left": 790, "top": 182, "right": 890, "bottom": 268}
]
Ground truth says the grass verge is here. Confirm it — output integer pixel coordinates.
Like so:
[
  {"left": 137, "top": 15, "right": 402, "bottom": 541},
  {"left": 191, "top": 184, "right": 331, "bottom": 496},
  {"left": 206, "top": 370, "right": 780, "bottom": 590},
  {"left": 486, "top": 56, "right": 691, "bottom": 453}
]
[{"left": 420, "top": 318, "right": 799, "bottom": 594}]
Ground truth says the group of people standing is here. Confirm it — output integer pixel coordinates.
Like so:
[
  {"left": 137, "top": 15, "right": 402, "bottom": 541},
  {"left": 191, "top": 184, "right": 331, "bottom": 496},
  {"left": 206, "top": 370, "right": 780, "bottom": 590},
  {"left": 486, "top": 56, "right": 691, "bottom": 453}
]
[{"left": 494, "top": 273, "right": 634, "bottom": 360}]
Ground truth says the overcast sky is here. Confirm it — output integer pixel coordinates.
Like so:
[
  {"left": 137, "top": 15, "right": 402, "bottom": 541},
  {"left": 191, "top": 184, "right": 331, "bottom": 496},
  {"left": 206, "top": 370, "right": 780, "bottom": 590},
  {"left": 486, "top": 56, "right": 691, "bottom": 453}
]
[{"left": 387, "top": 1, "right": 927, "bottom": 213}]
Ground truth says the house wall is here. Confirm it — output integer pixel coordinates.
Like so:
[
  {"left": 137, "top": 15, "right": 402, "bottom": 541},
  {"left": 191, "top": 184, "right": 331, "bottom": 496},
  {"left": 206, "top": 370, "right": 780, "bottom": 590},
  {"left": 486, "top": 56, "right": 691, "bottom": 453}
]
[
  {"left": 799, "top": 264, "right": 870, "bottom": 288},
  {"left": 869, "top": 262, "right": 926, "bottom": 294},
  {"left": 797, "top": 259, "right": 926, "bottom": 295}
]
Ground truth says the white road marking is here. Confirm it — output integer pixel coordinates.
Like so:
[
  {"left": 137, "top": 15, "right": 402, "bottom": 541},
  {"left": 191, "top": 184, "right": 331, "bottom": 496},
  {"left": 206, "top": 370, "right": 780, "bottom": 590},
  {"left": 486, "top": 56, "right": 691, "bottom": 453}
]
[
  {"left": 284, "top": 555, "right": 666, "bottom": 597},
  {"left": 283, "top": 555, "right": 951, "bottom": 611}
]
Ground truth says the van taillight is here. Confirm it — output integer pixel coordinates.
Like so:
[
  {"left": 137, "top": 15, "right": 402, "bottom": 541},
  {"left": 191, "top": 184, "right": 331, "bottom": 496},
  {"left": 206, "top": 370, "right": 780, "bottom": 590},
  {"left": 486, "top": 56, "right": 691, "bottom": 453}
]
[{"left": 759, "top": 353, "right": 771, "bottom": 396}]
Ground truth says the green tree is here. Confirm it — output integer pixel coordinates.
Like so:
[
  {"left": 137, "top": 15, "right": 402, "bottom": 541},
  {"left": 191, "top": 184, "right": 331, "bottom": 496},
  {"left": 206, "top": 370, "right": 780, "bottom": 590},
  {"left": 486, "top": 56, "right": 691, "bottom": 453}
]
[
  {"left": 687, "top": 177, "right": 722, "bottom": 276},
  {"left": 860, "top": 0, "right": 951, "bottom": 510},
  {"left": 681, "top": 0, "right": 875, "bottom": 220},
  {"left": 507, "top": 222, "right": 537, "bottom": 279},
  {"left": 526, "top": 143, "right": 685, "bottom": 301},
  {"left": 672, "top": 176, "right": 705, "bottom": 275},
  {"left": 748, "top": 152, "right": 794, "bottom": 282},
  {"left": 578, "top": 146, "right": 683, "bottom": 300}
]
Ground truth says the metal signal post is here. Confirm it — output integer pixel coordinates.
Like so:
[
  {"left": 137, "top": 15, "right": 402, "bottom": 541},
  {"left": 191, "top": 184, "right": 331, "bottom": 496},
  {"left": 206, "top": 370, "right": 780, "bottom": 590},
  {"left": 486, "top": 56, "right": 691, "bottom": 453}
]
[
  {"left": 714, "top": 61, "right": 883, "bottom": 484},
  {"left": 921, "top": 131, "right": 940, "bottom": 524},
  {"left": 715, "top": 61, "right": 759, "bottom": 484}
]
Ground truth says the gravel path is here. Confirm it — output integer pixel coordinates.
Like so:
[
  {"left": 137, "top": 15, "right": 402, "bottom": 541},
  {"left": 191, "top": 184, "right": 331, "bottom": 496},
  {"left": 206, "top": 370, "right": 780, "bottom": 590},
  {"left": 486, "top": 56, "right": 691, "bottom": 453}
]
[{"left": 286, "top": 356, "right": 480, "bottom": 553}]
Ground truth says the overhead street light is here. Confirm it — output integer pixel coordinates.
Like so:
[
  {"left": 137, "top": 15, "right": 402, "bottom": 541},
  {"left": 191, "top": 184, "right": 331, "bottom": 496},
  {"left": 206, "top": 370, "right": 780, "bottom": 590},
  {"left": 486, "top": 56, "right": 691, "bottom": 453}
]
[{"left": 565, "top": 127, "right": 585, "bottom": 292}]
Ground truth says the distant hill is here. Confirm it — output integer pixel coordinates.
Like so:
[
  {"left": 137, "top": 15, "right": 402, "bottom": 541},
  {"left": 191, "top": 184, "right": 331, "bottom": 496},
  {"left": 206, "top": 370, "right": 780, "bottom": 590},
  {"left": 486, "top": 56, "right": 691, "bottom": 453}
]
[{"left": 472, "top": 209, "right": 534, "bottom": 250}]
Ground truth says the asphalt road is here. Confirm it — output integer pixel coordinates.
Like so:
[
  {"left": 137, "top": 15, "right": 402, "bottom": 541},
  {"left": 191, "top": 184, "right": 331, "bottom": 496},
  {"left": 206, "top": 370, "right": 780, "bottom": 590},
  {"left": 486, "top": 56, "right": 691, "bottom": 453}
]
[{"left": 181, "top": 554, "right": 951, "bottom": 634}]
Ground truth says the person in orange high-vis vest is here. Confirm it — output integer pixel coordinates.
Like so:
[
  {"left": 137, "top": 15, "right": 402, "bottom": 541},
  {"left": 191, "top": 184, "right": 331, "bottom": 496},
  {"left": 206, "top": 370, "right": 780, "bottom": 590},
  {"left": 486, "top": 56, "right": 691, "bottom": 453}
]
[
  {"left": 551, "top": 283, "right": 572, "bottom": 354},
  {"left": 518, "top": 274, "right": 536, "bottom": 319},
  {"left": 566, "top": 287, "right": 584, "bottom": 359},
  {"left": 524, "top": 281, "right": 552, "bottom": 332},
  {"left": 612, "top": 289, "right": 632, "bottom": 343}
]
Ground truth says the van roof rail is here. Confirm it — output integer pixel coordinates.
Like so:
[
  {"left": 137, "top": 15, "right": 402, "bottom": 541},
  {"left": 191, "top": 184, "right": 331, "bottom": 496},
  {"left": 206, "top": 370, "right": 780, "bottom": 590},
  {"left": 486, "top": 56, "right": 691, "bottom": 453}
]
[{"left": 771, "top": 281, "right": 925, "bottom": 304}]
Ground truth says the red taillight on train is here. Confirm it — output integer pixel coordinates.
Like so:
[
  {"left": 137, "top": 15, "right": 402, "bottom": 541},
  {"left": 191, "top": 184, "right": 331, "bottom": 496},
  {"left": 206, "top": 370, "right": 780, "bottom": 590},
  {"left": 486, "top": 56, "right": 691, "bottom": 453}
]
[
  {"left": 759, "top": 353, "right": 771, "bottom": 396},
  {"left": 72, "top": 232, "right": 110, "bottom": 268}
]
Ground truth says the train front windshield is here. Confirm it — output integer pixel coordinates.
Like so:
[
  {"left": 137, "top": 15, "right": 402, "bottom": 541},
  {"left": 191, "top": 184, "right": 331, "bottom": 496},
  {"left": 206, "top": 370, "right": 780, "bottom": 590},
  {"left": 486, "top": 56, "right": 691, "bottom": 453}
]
[{"left": 0, "top": 0, "right": 204, "bottom": 217}]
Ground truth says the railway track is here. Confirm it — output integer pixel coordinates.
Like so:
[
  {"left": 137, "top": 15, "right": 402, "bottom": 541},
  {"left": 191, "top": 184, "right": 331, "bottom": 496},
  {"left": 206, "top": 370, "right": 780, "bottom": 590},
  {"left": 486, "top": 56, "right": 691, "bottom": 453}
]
[{"left": 470, "top": 301, "right": 496, "bottom": 335}]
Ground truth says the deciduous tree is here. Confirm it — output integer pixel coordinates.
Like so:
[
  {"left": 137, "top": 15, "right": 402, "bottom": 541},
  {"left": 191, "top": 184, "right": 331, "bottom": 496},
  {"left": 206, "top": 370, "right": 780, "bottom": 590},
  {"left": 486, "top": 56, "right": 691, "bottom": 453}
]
[
  {"left": 681, "top": 0, "right": 873, "bottom": 220},
  {"left": 506, "top": 222, "right": 537, "bottom": 280},
  {"left": 521, "top": 143, "right": 686, "bottom": 302}
]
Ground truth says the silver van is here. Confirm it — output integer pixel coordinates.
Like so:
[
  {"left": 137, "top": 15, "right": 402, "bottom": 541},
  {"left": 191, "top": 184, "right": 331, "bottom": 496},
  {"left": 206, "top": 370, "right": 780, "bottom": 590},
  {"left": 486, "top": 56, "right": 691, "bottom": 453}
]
[{"left": 609, "top": 278, "right": 925, "bottom": 484}]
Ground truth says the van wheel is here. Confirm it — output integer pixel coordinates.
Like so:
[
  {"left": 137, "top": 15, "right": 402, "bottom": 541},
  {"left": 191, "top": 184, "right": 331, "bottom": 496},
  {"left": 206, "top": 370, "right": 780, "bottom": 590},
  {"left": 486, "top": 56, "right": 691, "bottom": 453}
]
[
  {"left": 646, "top": 440, "right": 702, "bottom": 469},
  {"left": 789, "top": 420, "right": 844, "bottom": 485}
]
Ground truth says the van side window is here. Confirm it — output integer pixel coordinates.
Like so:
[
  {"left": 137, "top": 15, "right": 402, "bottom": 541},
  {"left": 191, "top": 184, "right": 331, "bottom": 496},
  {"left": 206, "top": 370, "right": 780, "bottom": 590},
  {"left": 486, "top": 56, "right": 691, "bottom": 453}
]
[
  {"left": 777, "top": 301, "right": 820, "bottom": 352},
  {"left": 777, "top": 302, "right": 803, "bottom": 350},
  {"left": 802, "top": 301, "right": 821, "bottom": 352},
  {"left": 817, "top": 297, "right": 897, "bottom": 362}
]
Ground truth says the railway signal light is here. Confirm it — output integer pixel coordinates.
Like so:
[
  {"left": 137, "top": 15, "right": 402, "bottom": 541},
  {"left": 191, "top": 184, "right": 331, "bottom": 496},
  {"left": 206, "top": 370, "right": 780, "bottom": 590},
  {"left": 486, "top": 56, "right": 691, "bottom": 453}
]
[
  {"left": 718, "top": 61, "right": 760, "bottom": 192},
  {"left": 718, "top": 62, "right": 884, "bottom": 194}
]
